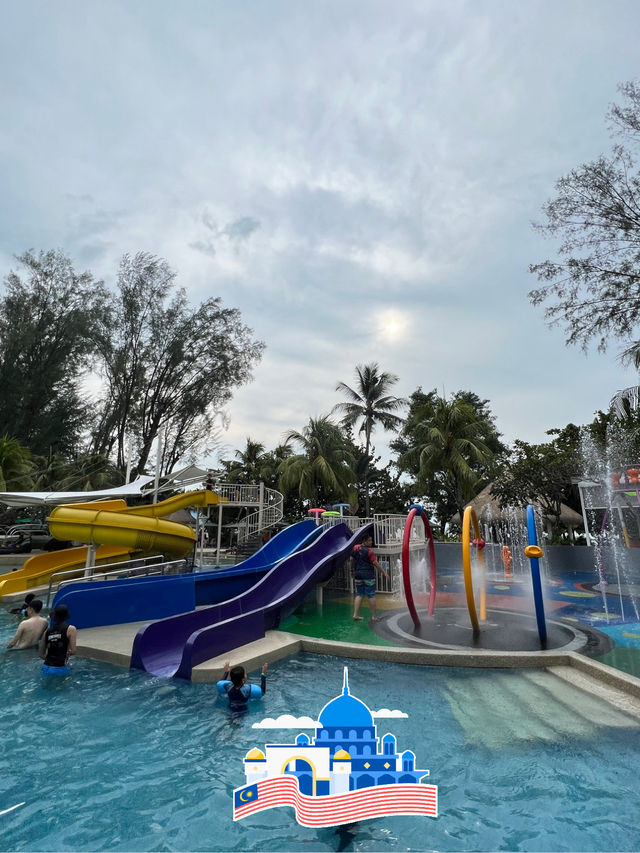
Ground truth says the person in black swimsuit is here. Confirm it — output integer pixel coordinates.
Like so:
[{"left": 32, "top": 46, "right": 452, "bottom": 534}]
[{"left": 39, "top": 604, "right": 77, "bottom": 676}]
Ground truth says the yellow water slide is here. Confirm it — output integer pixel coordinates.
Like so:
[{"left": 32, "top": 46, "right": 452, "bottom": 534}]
[{"left": 0, "top": 490, "right": 223, "bottom": 599}]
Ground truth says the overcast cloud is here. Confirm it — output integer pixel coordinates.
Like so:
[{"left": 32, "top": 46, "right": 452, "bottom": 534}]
[{"left": 2, "top": 1, "right": 639, "bottom": 467}]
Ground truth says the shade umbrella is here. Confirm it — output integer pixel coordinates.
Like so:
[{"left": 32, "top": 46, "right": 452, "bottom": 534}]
[
  {"left": 307, "top": 508, "right": 326, "bottom": 525},
  {"left": 332, "top": 503, "right": 351, "bottom": 517}
]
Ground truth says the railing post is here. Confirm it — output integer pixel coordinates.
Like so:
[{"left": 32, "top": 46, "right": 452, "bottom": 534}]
[
  {"left": 84, "top": 543, "right": 96, "bottom": 577},
  {"left": 216, "top": 500, "right": 223, "bottom": 567}
]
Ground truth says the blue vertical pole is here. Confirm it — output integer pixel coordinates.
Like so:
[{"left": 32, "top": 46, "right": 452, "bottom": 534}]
[{"left": 526, "top": 505, "right": 548, "bottom": 647}]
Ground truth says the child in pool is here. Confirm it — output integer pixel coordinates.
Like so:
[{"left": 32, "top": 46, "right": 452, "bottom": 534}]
[{"left": 217, "top": 661, "right": 268, "bottom": 711}]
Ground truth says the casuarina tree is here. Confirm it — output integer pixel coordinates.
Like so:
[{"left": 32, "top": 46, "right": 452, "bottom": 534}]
[
  {"left": 0, "top": 249, "right": 108, "bottom": 455},
  {"left": 91, "top": 252, "right": 264, "bottom": 475},
  {"left": 529, "top": 81, "right": 640, "bottom": 358}
]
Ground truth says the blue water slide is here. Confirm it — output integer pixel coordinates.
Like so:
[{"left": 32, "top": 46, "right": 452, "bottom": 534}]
[
  {"left": 130, "top": 522, "right": 373, "bottom": 680},
  {"left": 52, "top": 520, "right": 319, "bottom": 629}
]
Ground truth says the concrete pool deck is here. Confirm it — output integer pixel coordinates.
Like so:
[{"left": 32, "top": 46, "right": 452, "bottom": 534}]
[{"left": 74, "top": 617, "right": 640, "bottom": 719}]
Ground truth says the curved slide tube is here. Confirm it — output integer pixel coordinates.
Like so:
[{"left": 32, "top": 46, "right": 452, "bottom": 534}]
[
  {"left": 47, "top": 491, "right": 223, "bottom": 556},
  {"left": 0, "top": 490, "right": 223, "bottom": 599},
  {"left": 52, "top": 520, "right": 320, "bottom": 629},
  {"left": 0, "top": 545, "right": 135, "bottom": 599},
  {"left": 131, "top": 522, "right": 373, "bottom": 680}
]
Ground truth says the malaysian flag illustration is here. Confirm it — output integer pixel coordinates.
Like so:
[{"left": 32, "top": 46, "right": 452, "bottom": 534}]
[
  {"left": 231, "top": 667, "right": 438, "bottom": 828},
  {"left": 233, "top": 777, "right": 437, "bottom": 827}
]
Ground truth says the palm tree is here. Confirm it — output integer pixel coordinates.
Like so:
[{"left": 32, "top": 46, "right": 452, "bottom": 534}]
[
  {"left": 32, "top": 449, "right": 69, "bottom": 491},
  {"left": 235, "top": 437, "right": 267, "bottom": 483},
  {"left": 0, "top": 435, "right": 35, "bottom": 491},
  {"left": 334, "top": 363, "right": 406, "bottom": 516},
  {"left": 399, "top": 396, "right": 494, "bottom": 524},
  {"left": 278, "top": 416, "right": 355, "bottom": 505},
  {"left": 56, "top": 453, "right": 122, "bottom": 491},
  {"left": 259, "top": 443, "right": 292, "bottom": 490},
  {"left": 610, "top": 384, "right": 640, "bottom": 419},
  {"left": 219, "top": 437, "right": 267, "bottom": 483}
]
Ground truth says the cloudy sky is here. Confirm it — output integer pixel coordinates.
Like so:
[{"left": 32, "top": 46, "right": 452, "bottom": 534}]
[{"left": 2, "top": 1, "right": 640, "bottom": 468}]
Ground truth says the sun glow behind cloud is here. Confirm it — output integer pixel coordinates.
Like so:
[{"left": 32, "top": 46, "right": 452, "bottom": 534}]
[
  {"left": 2, "top": 1, "right": 640, "bottom": 465},
  {"left": 375, "top": 309, "right": 410, "bottom": 342}
]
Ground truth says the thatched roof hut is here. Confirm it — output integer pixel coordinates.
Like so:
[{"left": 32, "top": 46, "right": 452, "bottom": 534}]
[{"left": 450, "top": 484, "right": 584, "bottom": 537}]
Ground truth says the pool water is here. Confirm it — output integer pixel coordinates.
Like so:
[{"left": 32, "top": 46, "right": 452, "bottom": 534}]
[{"left": 2, "top": 615, "right": 640, "bottom": 852}]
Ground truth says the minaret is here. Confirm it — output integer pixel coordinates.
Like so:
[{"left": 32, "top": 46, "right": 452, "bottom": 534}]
[{"left": 343, "top": 666, "right": 350, "bottom": 696}]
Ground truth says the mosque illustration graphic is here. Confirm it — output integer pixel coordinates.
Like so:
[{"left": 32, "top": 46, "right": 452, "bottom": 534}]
[{"left": 233, "top": 667, "right": 438, "bottom": 827}]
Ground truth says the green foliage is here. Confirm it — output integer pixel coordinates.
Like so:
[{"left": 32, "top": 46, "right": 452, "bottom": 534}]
[
  {"left": 219, "top": 438, "right": 267, "bottom": 484},
  {"left": 366, "top": 463, "right": 413, "bottom": 515},
  {"left": 392, "top": 389, "right": 501, "bottom": 531},
  {"left": 492, "top": 427, "right": 581, "bottom": 535},
  {"left": 0, "top": 249, "right": 108, "bottom": 454},
  {"left": 583, "top": 406, "right": 640, "bottom": 471},
  {"left": 53, "top": 453, "right": 122, "bottom": 492},
  {"left": 279, "top": 416, "right": 355, "bottom": 506},
  {"left": 0, "top": 435, "right": 35, "bottom": 491},
  {"left": 333, "top": 362, "right": 406, "bottom": 516},
  {"left": 91, "top": 252, "right": 264, "bottom": 475}
]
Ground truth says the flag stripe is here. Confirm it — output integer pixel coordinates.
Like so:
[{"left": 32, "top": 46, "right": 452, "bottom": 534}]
[{"left": 233, "top": 778, "right": 437, "bottom": 827}]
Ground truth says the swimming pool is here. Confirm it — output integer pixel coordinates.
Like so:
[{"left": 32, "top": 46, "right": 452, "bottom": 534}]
[{"left": 2, "top": 608, "right": 640, "bottom": 853}]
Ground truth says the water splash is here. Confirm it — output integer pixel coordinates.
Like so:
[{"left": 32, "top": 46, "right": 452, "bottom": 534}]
[{"left": 579, "top": 427, "right": 640, "bottom": 623}]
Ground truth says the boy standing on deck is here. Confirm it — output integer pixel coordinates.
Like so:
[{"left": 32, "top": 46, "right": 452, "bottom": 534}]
[{"left": 351, "top": 535, "right": 389, "bottom": 622}]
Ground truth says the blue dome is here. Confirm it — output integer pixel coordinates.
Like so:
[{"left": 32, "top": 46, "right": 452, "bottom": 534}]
[{"left": 318, "top": 668, "right": 374, "bottom": 728}]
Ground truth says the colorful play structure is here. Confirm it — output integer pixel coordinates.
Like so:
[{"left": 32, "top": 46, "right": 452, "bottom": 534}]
[
  {"left": 130, "top": 521, "right": 371, "bottom": 679},
  {"left": 0, "top": 483, "right": 374, "bottom": 679},
  {"left": 0, "top": 483, "right": 563, "bottom": 677},
  {"left": 0, "top": 489, "right": 223, "bottom": 600},
  {"left": 400, "top": 502, "right": 549, "bottom": 647}
]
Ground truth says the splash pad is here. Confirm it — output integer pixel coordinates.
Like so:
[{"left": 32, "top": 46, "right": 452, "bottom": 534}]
[{"left": 372, "top": 504, "right": 604, "bottom": 655}]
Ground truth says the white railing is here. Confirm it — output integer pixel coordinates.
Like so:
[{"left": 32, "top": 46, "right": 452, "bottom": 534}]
[
  {"left": 45, "top": 554, "right": 187, "bottom": 605},
  {"left": 322, "top": 515, "right": 371, "bottom": 532},
  {"left": 213, "top": 483, "right": 262, "bottom": 505},
  {"left": 233, "top": 484, "right": 284, "bottom": 545}
]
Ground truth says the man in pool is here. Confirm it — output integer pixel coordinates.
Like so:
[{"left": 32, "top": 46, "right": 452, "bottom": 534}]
[
  {"left": 39, "top": 604, "right": 77, "bottom": 676},
  {"left": 6, "top": 598, "right": 48, "bottom": 649},
  {"left": 351, "top": 534, "right": 389, "bottom": 622},
  {"left": 217, "top": 661, "right": 268, "bottom": 711}
]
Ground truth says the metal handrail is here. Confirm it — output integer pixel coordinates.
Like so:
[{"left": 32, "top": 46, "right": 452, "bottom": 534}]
[
  {"left": 45, "top": 554, "right": 165, "bottom": 606},
  {"left": 322, "top": 514, "right": 424, "bottom": 549},
  {"left": 374, "top": 513, "right": 426, "bottom": 549},
  {"left": 235, "top": 486, "right": 284, "bottom": 545},
  {"left": 212, "top": 483, "right": 263, "bottom": 504},
  {"left": 47, "top": 558, "right": 188, "bottom": 605}
]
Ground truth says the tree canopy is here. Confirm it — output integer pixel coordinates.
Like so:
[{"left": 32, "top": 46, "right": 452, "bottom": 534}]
[
  {"left": 491, "top": 426, "right": 582, "bottom": 537},
  {"left": 0, "top": 435, "right": 34, "bottom": 491},
  {"left": 279, "top": 416, "right": 355, "bottom": 507},
  {"left": 393, "top": 390, "right": 500, "bottom": 530},
  {"left": 91, "top": 252, "right": 264, "bottom": 475},
  {"left": 529, "top": 81, "right": 640, "bottom": 358},
  {"left": 0, "top": 249, "right": 108, "bottom": 454}
]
